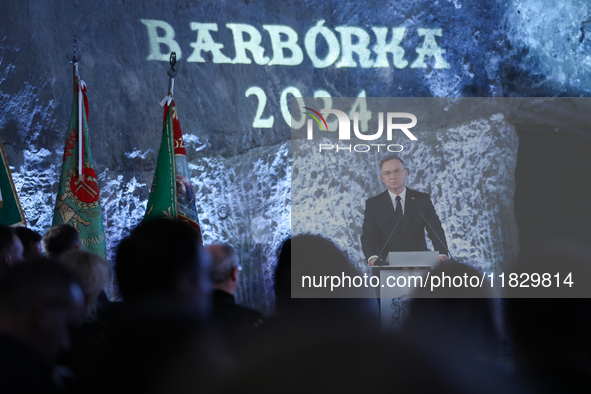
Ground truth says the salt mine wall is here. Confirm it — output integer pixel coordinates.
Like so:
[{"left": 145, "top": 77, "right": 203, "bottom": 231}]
[{"left": 1, "top": 1, "right": 591, "bottom": 314}]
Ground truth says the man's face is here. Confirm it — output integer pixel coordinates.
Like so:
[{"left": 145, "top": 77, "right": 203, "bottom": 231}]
[{"left": 380, "top": 159, "right": 408, "bottom": 194}]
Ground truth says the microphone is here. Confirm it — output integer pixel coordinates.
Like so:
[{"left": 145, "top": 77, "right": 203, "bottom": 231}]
[
  {"left": 420, "top": 213, "right": 453, "bottom": 260},
  {"left": 374, "top": 210, "right": 403, "bottom": 266}
]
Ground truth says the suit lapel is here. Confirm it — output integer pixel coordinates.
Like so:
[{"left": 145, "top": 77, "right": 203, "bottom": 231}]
[{"left": 403, "top": 188, "right": 416, "bottom": 231}]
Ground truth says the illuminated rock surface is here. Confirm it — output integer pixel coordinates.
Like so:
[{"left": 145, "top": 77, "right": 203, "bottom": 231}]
[{"left": 0, "top": 0, "right": 582, "bottom": 314}]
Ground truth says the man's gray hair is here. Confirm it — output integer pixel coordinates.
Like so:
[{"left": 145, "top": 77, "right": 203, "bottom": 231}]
[
  {"left": 379, "top": 155, "right": 405, "bottom": 171},
  {"left": 208, "top": 244, "right": 240, "bottom": 284}
]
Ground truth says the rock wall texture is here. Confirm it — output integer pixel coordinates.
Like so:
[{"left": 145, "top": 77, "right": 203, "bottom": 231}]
[{"left": 0, "top": 1, "right": 588, "bottom": 314}]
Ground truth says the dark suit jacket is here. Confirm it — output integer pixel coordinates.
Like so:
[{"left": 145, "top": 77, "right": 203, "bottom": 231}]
[
  {"left": 211, "top": 289, "right": 264, "bottom": 330},
  {"left": 0, "top": 334, "right": 60, "bottom": 394},
  {"left": 361, "top": 188, "right": 448, "bottom": 260}
]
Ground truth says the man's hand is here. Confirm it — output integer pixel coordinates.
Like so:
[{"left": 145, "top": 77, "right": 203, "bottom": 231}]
[
  {"left": 368, "top": 257, "right": 378, "bottom": 266},
  {"left": 439, "top": 254, "right": 449, "bottom": 262}
]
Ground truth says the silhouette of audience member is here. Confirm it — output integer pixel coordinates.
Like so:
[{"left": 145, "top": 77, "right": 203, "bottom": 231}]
[
  {"left": 42, "top": 224, "right": 81, "bottom": 260},
  {"left": 215, "top": 331, "right": 527, "bottom": 394},
  {"left": 0, "top": 225, "right": 24, "bottom": 278},
  {"left": 505, "top": 240, "right": 591, "bottom": 393},
  {"left": 61, "top": 249, "right": 111, "bottom": 323},
  {"left": 218, "top": 248, "right": 524, "bottom": 394},
  {"left": 225, "top": 235, "right": 378, "bottom": 382},
  {"left": 14, "top": 227, "right": 43, "bottom": 260},
  {"left": 58, "top": 250, "right": 111, "bottom": 383},
  {"left": 0, "top": 259, "right": 83, "bottom": 394},
  {"left": 207, "top": 243, "right": 264, "bottom": 330},
  {"left": 273, "top": 237, "right": 291, "bottom": 319},
  {"left": 404, "top": 260, "right": 500, "bottom": 360},
  {"left": 274, "top": 234, "right": 377, "bottom": 330},
  {"left": 114, "top": 218, "right": 210, "bottom": 315},
  {"left": 76, "top": 218, "right": 212, "bottom": 394}
]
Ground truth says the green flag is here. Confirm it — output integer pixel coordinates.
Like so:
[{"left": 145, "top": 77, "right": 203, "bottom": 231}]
[
  {"left": 0, "top": 138, "right": 26, "bottom": 226},
  {"left": 52, "top": 76, "right": 107, "bottom": 258},
  {"left": 144, "top": 97, "right": 202, "bottom": 239}
]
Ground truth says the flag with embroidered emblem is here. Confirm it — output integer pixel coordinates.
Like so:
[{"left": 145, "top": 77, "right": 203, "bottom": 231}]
[
  {"left": 52, "top": 64, "right": 107, "bottom": 258},
  {"left": 143, "top": 55, "right": 201, "bottom": 241},
  {"left": 144, "top": 97, "right": 202, "bottom": 239}
]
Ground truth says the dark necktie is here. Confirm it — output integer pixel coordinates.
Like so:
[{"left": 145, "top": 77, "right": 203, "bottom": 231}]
[
  {"left": 395, "top": 195, "right": 403, "bottom": 219},
  {"left": 392, "top": 195, "right": 404, "bottom": 250}
]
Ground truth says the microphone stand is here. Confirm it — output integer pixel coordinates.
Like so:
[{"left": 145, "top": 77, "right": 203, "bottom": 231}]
[
  {"left": 374, "top": 211, "right": 402, "bottom": 266},
  {"left": 420, "top": 213, "right": 453, "bottom": 260}
]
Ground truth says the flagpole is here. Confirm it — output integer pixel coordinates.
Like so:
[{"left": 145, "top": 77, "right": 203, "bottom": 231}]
[
  {"left": 55, "top": 35, "right": 106, "bottom": 258},
  {"left": 167, "top": 52, "right": 177, "bottom": 217},
  {"left": 67, "top": 35, "right": 80, "bottom": 91},
  {"left": 145, "top": 51, "right": 202, "bottom": 239},
  {"left": 67, "top": 35, "right": 84, "bottom": 176},
  {"left": 160, "top": 52, "right": 177, "bottom": 107},
  {"left": 167, "top": 52, "right": 177, "bottom": 96}
]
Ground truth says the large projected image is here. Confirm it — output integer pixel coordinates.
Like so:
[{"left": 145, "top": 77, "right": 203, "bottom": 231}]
[
  {"left": 1, "top": 1, "right": 590, "bottom": 318},
  {"left": 291, "top": 97, "right": 591, "bottom": 302},
  {"left": 3, "top": 2, "right": 591, "bottom": 393},
  {"left": 291, "top": 98, "right": 519, "bottom": 283}
]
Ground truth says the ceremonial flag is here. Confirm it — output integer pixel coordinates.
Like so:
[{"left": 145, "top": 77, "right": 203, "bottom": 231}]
[
  {"left": 0, "top": 138, "right": 26, "bottom": 226},
  {"left": 52, "top": 71, "right": 107, "bottom": 258},
  {"left": 144, "top": 95, "right": 202, "bottom": 239}
]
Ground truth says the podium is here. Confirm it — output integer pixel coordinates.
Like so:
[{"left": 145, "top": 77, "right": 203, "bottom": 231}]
[{"left": 372, "top": 251, "right": 439, "bottom": 330}]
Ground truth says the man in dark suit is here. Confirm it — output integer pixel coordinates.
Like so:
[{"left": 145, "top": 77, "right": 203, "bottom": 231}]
[
  {"left": 207, "top": 243, "right": 264, "bottom": 330},
  {"left": 361, "top": 156, "right": 449, "bottom": 266}
]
